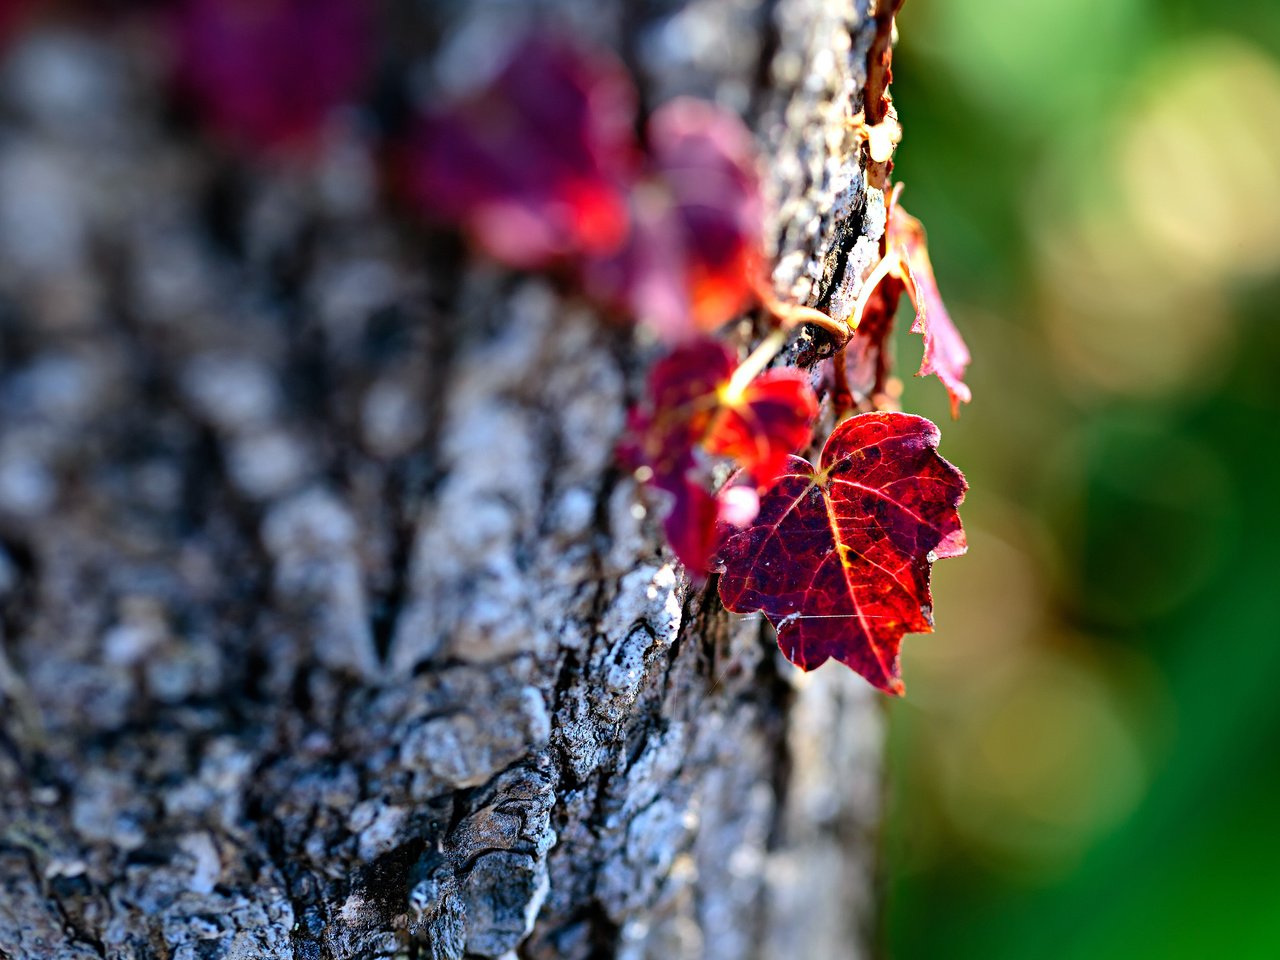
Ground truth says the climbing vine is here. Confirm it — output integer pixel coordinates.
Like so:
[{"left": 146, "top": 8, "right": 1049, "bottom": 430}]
[{"left": 407, "top": 27, "right": 971, "bottom": 695}]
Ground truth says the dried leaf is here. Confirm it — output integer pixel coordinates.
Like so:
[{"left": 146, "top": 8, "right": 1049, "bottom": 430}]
[{"left": 888, "top": 203, "right": 973, "bottom": 416}]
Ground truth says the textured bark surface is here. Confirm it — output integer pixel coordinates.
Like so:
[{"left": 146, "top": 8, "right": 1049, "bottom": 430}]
[{"left": 0, "top": 1, "right": 892, "bottom": 957}]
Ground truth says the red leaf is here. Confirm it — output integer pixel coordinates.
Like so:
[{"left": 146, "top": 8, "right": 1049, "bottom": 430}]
[
  {"left": 841, "top": 192, "right": 972, "bottom": 416},
  {"left": 623, "top": 339, "right": 734, "bottom": 481},
  {"left": 628, "top": 339, "right": 818, "bottom": 488},
  {"left": 713, "top": 412, "right": 966, "bottom": 694},
  {"left": 841, "top": 271, "right": 902, "bottom": 405},
  {"left": 662, "top": 477, "right": 717, "bottom": 572},
  {"left": 405, "top": 34, "right": 638, "bottom": 269},
  {"left": 703, "top": 370, "right": 819, "bottom": 488},
  {"left": 624, "top": 339, "right": 818, "bottom": 573},
  {"left": 171, "top": 0, "right": 373, "bottom": 153},
  {"left": 586, "top": 98, "right": 763, "bottom": 340},
  {"left": 887, "top": 203, "right": 972, "bottom": 416},
  {"left": 0, "top": 1, "right": 36, "bottom": 49},
  {"left": 619, "top": 341, "right": 733, "bottom": 575}
]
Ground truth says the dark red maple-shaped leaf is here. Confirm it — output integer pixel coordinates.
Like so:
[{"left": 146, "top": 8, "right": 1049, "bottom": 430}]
[
  {"left": 171, "top": 0, "right": 373, "bottom": 153},
  {"left": 623, "top": 339, "right": 818, "bottom": 573},
  {"left": 713, "top": 412, "right": 966, "bottom": 694},
  {"left": 586, "top": 97, "right": 763, "bottom": 340},
  {"left": 405, "top": 33, "right": 638, "bottom": 270}
]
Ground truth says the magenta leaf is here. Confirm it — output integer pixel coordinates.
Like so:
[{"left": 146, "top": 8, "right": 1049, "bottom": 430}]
[{"left": 172, "top": 0, "right": 373, "bottom": 153}]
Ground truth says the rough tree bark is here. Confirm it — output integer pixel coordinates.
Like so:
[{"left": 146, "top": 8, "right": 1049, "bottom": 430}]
[{"left": 0, "top": 1, "right": 895, "bottom": 957}]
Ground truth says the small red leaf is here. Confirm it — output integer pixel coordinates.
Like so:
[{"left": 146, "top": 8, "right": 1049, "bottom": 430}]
[
  {"left": 624, "top": 338, "right": 735, "bottom": 481},
  {"left": 888, "top": 203, "right": 972, "bottom": 416},
  {"left": 841, "top": 274, "right": 902, "bottom": 405},
  {"left": 621, "top": 340, "right": 735, "bottom": 576},
  {"left": 662, "top": 477, "right": 717, "bottom": 573},
  {"left": 628, "top": 339, "right": 818, "bottom": 489},
  {"left": 586, "top": 98, "right": 763, "bottom": 340},
  {"left": 406, "top": 34, "right": 638, "bottom": 269},
  {"left": 704, "top": 370, "right": 819, "bottom": 488},
  {"left": 713, "top": 412, "right": 966, "bottom": 694},
  {"left": 171, "top": 0, "right": 373, "bottom": 153},
  {"left": 624, "top": 338, "right": 818, "bottom": 573},
  {"left": 841, "top": 192, "right": 972, "bottom": 416}
]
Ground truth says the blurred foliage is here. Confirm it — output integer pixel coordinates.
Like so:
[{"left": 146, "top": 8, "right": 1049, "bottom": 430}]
[{"left": 883, "top": 0, "right": 1280, "bottom": 957}]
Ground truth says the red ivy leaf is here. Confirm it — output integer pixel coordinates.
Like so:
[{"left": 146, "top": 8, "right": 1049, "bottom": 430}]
[
  {"left": 406, "top": 34, "right": 637, "bottom": 270},
  {"left": 663, "top": 476, "right": 718, "bottom": 574},
  {"left": 841, "top": 271, "right": 902, "bottom": 406},
  {"left": 624, "top": 338, "right": 818, "bottom": 573},
  {"left": 888, "top": 203, "right": 972, "bottom": 416},
  {"left": 171, "top": 0, "right": 373, "bottom": 153},
  {"left": 404, "top": 36, "right": 766, "bottom": 339},
  {"left": 703, "top": 369, "right": 819, "bottom": 488},
  {"left": 713, "top": 412, "right": 966, "bottom": 694},
  {"left": 586, "top": 98, "right": 763, "bottom": 340}
]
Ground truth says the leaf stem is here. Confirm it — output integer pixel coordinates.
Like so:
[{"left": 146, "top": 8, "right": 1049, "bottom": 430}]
[
  {"left": 846, "top": 250, "right": 898, "bottom": 334},
  {"left": 724, "top": 326, "right": 789, "bottom": 401}
]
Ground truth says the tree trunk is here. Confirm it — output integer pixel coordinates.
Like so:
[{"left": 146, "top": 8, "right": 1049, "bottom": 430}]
[{"left": 0, "top": 1, "right": 891, "bottom": 957}]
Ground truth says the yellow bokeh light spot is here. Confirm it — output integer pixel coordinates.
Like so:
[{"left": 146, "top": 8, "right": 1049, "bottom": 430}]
[{"left": 1119, "top": 38, "right": 1280, "bottom": 278}]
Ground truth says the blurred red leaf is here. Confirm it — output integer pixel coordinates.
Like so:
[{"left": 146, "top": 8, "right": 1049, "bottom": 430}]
[
  {"left": 714, "top": 412, "right": 966, "bottom": 694},
  {"left": 621, "top": 339, "right": 732, "bottom": 481},
  {"left": 623, "top": 338, "right": 818, "bottom": 572},
  {"left": 0, "top": 1, "right": 37, "bottom": 48},
  {"left": 405, "top": 38, "right": 767, "bottom": 338},
  {"left": 703, "top": 368, "right": 818, "bottom": 488},
  {"left": 660, "top": 478, "right": 732, "bottom": 583},
  {"left": 406, "top": 34, "right": 638, "bottom": 270},
  {"left": 586, "top": 97, "right": 764, "bottom": 340},
  {"left": 172, "top": 0, "right": 373, "bottom": 153},
  {"left": 627, "top": 339, "right": 818, "bottom": 488}
]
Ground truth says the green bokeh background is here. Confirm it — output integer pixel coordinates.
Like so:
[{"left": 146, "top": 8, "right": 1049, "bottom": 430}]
[{"left": 884, "top": 0, "right": 1280, "bottom": 957}]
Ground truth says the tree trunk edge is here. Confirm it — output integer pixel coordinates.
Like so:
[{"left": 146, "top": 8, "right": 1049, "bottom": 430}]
[{"left": 0, "top": 1, "right": 890, "bottom": 958}]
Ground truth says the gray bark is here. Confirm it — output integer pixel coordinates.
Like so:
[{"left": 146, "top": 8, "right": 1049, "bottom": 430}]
[{"left": 0, "top": 1, "right": 891, "bottom": 957}]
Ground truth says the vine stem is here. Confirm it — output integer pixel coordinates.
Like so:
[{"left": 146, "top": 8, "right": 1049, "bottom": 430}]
[
  {"left": 832, "top": 343, "right": 855, "bottom": 419},
  {"left": 752, "top": 276, "right": 851, "bottom": 342},
  {"left": 723, "top": 326, "right": 790, "bottom": 402}
]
